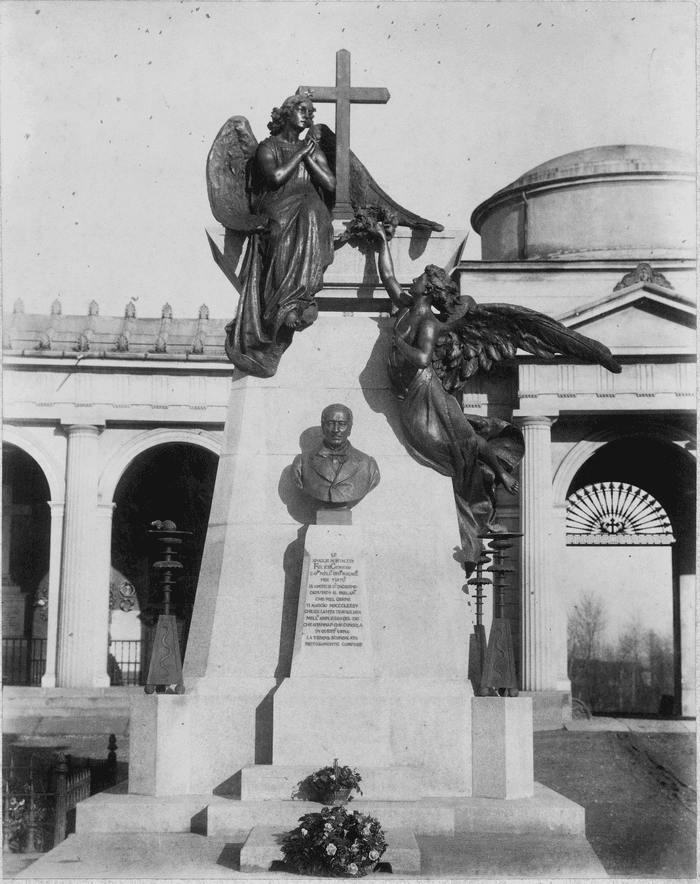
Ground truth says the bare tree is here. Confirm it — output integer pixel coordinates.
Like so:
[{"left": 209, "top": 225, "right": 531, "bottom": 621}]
[{"left": 568, "top": 591, "right": 607, "bottom": 709}]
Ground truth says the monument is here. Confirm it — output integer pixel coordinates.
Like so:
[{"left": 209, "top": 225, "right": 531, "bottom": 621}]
[{"left": 116, "top": 50, "right": 617, "bottom": 874}]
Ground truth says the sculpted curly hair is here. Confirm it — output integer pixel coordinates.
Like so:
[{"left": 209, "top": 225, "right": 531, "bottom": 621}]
[
  {"left": 424, "top": 264, "right": 461, "bottom": 314},
  {"left": 268, "top": 95, "right": 311, "bottom": 135}
]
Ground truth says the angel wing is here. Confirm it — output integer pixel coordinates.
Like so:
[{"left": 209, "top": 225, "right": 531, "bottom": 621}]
[
  {"left": 206, "top": 116, "right": 268, "bottom": 232},
  {"left": 433, "top": 303, "right": 622, "bottom": 394},
  {"left": 311, "top": 124, "right": 444, "bottom": 232}
]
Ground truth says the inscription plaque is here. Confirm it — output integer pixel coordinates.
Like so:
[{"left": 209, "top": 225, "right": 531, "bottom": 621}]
[{"left": 291, "top": 525, "right": 373, "bottom": 677}]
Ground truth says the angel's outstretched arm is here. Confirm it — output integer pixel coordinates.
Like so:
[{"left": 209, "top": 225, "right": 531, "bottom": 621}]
[{"left": 374, "top": 224, "right": 412, "bottom": 309}]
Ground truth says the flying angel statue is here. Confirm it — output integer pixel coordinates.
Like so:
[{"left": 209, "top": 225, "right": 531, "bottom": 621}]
[
  {"left": 207, "top": 95, "right": 443, "bottom": 378},
  {"left": 373, "top": 223, "right": 622, "bottom": 574}
]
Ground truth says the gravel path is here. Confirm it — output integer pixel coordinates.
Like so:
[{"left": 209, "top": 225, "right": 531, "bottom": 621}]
[{"left": 534, "top": 729, "right": 697, "bottom": 878}]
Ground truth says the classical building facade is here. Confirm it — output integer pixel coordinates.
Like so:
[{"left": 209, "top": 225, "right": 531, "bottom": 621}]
[{"left": 3, "top": 144, "right": 695, "bottom": 719}]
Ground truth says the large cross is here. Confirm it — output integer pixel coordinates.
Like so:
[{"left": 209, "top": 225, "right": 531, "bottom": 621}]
[{"left": 297, "top": 49, "right": 390, "bottom": 220}]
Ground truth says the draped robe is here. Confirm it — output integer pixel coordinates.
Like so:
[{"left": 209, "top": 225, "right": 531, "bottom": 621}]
[
  {"left": 388, "top": 340, "right": 524, "bottom": 575},
  {"left": 226, "top": 136, "right": 334, "bottom": 378}
]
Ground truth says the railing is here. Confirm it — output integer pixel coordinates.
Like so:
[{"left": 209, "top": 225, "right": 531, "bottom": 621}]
[
  {"left": 2, "top": 639, "right": 46, "bottom": 686},
  {"left": 2, "top": 635, "right": 158, "bottom": 687},
  {"left": 108, "top": 639, "right": 147, "bottom": 686},
  {"left": 3, "top": 737, "right": 118, "bottom": 854}
]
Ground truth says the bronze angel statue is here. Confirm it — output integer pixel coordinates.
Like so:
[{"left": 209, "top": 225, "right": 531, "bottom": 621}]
[
  {"left": 373, "top": 223, "right": 622, "bottom": 575},
  {"left": 207, "top": 94, "right": 442, "bottom": 378}
]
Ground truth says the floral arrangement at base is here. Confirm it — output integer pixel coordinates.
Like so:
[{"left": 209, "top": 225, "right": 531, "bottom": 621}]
[
  {"left": 336, "top": 205, "right": 398, "bottom": 247},
  {"left": 281, "top": 805, "right": 387, "bottom": 877},
  {"left": 294, "top": 759, "right": 363, "bottom": 804}
]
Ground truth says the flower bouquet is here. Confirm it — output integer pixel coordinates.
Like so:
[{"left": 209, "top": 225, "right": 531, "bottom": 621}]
[
  {"left": 294, "top": 759, "right": 363, "bottom": 805},
  {"left": 336, "top": 204, "right": 398, "bottom": 247},
  {"left": 281, "top": 805, "right": 387, "bottom": 877}
]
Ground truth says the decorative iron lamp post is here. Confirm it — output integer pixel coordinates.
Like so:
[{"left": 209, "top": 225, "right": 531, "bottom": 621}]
[
  {"left": 480, "top": 531, "right": 522, "bottom": 697},
  {"left": 143, "top": 520, "right": 191, "bottom": 695}
]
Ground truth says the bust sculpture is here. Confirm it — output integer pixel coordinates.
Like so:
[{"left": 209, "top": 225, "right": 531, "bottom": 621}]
[{"left": 292, "top": 404, "right": 380, "bottom": 506}]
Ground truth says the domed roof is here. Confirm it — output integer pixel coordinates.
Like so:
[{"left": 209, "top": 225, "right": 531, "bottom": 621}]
[
  {"left": 471, "top": 144, "right": 695, "bottom": 261},
  {"left": 497, "top": 144, "right": 694, "bottom": 196}
]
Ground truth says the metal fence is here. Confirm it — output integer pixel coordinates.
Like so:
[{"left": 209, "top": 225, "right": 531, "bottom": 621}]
[
  {"left": 2, "top": 638, "right": 153, "bottom": 687},
  {"left": 2, "top": 739, "right": 117, "bottom": 854},
  {"left": 108, "top": 639, "right": 148, "bottom": 686},
  {"left": 2, "top": 639, "right": 47, "bottom": 686}
]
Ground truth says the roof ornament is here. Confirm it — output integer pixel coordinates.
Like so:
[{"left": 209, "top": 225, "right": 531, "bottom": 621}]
[
  {"left": 191, "top": 304, "right": 210, "bottom": 354},
  {"left": 75, "top": 333, "right": 91, "bottom": 352},
  {"left": 153, "top": 303, "right": 173, "bottom": 353},
  {"left": 613, "top": 262, "right": 674, "bottom": 292},
  {"left": 117, "top": 300, "right": 138, "bottom": 352},
  {"left": 51, "top": 299, "right": 62, "bottom": 315}
]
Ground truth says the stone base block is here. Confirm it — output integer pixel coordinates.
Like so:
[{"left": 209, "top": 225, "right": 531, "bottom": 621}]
[
  {"left": 273, "top": 677, "right": 473, "bottom": 796},
  {"left": 454, "top": 782, "right": 584, "bottom": 834},
  {"left": 241, "top": 764, "right": 420, "bottom": 801},
  {"left": 520, "top": 690, "right": 571, "bottom": 730},
  {"left": 128, "top": 695, "right": 190, "bottom": 796},
  {"left": 240, "top": 825, "right": 420, "bottom": 873},
  {"left": 472, "top": 697, "right": 534, "bottom": 799}
]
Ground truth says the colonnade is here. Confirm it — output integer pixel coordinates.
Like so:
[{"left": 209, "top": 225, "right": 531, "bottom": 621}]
[{"left": 43, "top": 423, "right": 114, "bottom": 687}]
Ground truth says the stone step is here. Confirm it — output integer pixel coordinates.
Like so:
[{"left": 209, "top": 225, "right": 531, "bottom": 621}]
[
  {"left": 76, "top": 786, "right": 212, "bottom": 835},
  {"left": 7, "top": 830, "right": 609, "bottom": 879},
  {"left": 3, "top": 687, "right": 137, "bottom": 710},
  {"left": 75, "top": 782, "right": 585, "bottom": 839},
  {"left": 240, "top": 763, "right": 420, "bottom": 801},
  {"left": 240, "top": 825, "right": 421, "bottom": 874},
  {"left": 454, "top": 783, "right": 585, "bottom": 835},
  {"left": 206, "top": 797, "right": 455, "bottom": 838}
]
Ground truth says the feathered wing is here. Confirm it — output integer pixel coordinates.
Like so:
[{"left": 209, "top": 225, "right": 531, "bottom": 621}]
[
  {"left": 433, "top": 303, "right": 622, "bottom": 394},
  {"left": 206, "top": 115, "right": 267, "bottom": 232},
  {"left": 311, "top": 123, "right": 444, "bottom": 232}
]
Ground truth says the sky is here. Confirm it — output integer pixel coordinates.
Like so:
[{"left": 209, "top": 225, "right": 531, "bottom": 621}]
[{"left": 1, "top": 0, "right": 695, "bottom": 318}]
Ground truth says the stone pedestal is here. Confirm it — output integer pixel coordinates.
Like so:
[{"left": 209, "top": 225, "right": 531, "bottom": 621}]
[
  {"left": 158, "top": 307, "right": 474, "bottom": 797},
  {"left": 129, "top": 695, "right": 191, "bottom": 797},
  {"left": 471, "top": 697, "right": 534, "bottom": 799}
]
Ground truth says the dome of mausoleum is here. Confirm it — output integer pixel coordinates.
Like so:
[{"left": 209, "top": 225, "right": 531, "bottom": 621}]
[{"left": 471, "top": 145, "right": 695, "bottom": 261}]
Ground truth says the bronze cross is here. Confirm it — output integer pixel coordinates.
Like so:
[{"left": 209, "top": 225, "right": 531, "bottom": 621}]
[{"left": 297, "top": 49, "right": 390, "bottom": 220}]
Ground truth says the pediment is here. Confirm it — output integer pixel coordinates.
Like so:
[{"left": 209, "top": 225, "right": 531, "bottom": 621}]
[{"left": 557, "top": 284, "right": 696, "bottom": 356}]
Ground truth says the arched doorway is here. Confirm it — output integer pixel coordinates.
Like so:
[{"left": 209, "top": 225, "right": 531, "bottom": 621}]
[
  {"left": 564, "top": 436, "right": 695, "bottom": 717},
  {"left": 2, "top": 445, "right": 51, "bottom": 684},
  {"left": 109, "top": 443, "right": 218, "bottom": 685}
]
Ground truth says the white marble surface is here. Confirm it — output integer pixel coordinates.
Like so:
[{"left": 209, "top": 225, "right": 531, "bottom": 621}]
[{"left": 472, "top": 697, "right": 534, "bottom": 800}]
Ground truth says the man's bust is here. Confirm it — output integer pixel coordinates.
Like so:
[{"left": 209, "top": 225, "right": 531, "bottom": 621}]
[{"left": 292, "top": 404, "right": 380, "bottom": 505}]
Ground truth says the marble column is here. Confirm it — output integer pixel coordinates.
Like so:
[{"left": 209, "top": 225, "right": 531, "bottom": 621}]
[
  {"left": 93, "top": 502, "right": 116, "bottom": 688},
  {"left": 40, "top": 502, "right": 65, "bottom": 688},
  {"left": 56, "top": 422, "right": 105, "bottom": 687},
  {"left": 679, "top": 573, "right": 695, "bottom": 718},
  {"left": 552, "top": 502, "right": 572, "bottom": 694},
  {"left": 515, "top": 414, "right": 558, "bottom": 691}
]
